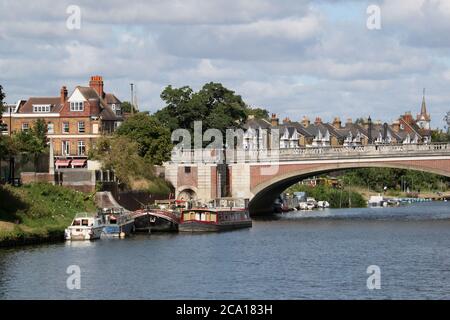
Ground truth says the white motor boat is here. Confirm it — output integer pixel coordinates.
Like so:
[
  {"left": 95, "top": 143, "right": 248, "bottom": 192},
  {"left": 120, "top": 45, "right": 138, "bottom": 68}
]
[{"left": 65, "top": 213, "right": 104, "bottom": 241}]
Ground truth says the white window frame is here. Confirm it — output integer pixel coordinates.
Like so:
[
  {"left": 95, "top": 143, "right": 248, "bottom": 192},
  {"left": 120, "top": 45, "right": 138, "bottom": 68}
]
[
  {"left": 62, "top": 141, "right": 70, "bottom": 156},
  {"left": 62, "top": 122, "right": 70, "bottom": 134},
  {"left": 78, "top": 141, "right": 86, "bottom": 156},
  {"left": 78, "top": 121, "right": 85, "bottom": 133},
  {"left": 47, "top": 122, "right": 54, "bottom": 134},
  {"left": 33, "top": 104, "right": 51, "bottom": 113},
  {"left": 70, "top": 101, "right": 84, "bottom": 112},
  {"left": 22, "top": 122, "right": 29, "bottom": 131}
]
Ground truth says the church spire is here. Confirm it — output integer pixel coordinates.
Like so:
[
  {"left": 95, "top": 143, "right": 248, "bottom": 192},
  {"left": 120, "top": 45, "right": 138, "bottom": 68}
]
[{"left": 421, "top": 88, "right": 427, "bottom": 116}]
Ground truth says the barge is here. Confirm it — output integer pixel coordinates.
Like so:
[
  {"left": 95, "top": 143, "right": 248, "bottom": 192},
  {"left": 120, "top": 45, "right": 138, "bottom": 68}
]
[
  {"left": 133, "top": 200, "right": 183, "bottom": 233},
  {"left": 179, "top": 198, "right": 252, "bottom": 232}
]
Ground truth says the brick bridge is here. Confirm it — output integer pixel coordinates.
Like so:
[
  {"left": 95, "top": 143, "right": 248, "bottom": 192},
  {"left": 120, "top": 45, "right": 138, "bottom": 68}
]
[{"left": 164, "top": 143, "right": 450, "bottom": 215}]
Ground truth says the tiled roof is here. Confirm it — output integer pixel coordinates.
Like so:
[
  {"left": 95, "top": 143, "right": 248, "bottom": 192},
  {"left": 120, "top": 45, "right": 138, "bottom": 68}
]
[
  {"left": 19, "top": 97, "right": 62, "bottom": 113},
  {"left": 105, "top": 93, "right": 121, "bottom": 104}
]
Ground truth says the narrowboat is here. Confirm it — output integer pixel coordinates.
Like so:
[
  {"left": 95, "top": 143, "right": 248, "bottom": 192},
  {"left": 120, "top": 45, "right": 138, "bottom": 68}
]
[
  {"left": 98, "top": 207, "right": 135, "bottom": 238},
  {"left": 179, "top": 198, "right": 252, "bottom": 232},
  {"left": 133, "top": 200, "right": 183, "bottom": 233},
  {"left": 65, "top": 213, "right": 104, "bottom": 241}
]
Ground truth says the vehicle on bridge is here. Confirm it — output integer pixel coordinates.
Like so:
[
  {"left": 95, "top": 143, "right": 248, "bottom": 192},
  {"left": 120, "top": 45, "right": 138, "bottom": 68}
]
[{"left": 179, "top": 198, "right": 252, "bottom": 232}]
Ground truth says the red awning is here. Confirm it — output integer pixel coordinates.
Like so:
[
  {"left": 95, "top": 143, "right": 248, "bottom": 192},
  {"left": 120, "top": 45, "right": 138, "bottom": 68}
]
[
  {"left": 71, "top": 159, "right": 87, "bottom": 167},
  {"left": 55, "top": 160, "right": 71, "bottom": 167}
]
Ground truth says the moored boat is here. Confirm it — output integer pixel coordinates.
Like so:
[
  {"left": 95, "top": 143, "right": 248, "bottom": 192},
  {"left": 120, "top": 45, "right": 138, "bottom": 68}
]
[
  {"left": 133, "top": 200, "right": 183, "bottom": 233},
  {"left": 65, "top": 213, "right": 104, "bottom": 241},
  {"left": 98, "top": 207, "right": 135, "bottom": 238},
  {"left": 179, "top": 198, "right": 252, "bottom": 232}
]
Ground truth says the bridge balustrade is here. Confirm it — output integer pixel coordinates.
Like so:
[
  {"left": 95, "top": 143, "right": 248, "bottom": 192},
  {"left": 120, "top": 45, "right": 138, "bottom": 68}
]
[{"left": 168, "top": 143, "right": 450, "bottom": 164}]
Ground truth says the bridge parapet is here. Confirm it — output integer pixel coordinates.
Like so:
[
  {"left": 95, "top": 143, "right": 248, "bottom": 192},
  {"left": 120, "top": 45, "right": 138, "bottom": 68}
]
[{"left": 169, "top": 143, "right": 450, "bottom": 164}]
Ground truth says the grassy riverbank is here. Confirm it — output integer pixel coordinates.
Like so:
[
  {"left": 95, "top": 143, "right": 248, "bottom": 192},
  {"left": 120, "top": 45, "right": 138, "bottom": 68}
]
[{"left": 0, "top": 183, "right": 95, "bottom": 247}]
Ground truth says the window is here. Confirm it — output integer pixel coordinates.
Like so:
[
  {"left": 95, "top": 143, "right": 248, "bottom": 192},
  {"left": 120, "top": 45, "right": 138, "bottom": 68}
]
[
  {"left": 78, "top": 121, "right": 85, "bottom": 133},
  {"left": 184, "top": 166, "right": 191, "bottom": 174},
  {"left": 62, "top": 122, "right": 69, "bottom": 133},
  {"left": 47, "top": 122, "right": 54, "bottom": 134},
  {"left": 33, "top": 104, "right": 50, "bottom": 113},
  {"left": 22, "top": 123, "right": 29, "bottom": 131},
  {"left": 78, "top": 141, "right": 86, "bottom": 156},
  {"left": 62, "top": 141, "right": 70, "bottom": 156},
  {"left": 70, "top": 101, "right": 84, "bottom": 112}
]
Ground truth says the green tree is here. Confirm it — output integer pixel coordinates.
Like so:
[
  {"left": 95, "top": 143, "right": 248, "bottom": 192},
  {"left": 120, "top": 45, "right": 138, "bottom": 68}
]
[
  {"left": 121, "top": 101, "right": 138, "bottom": 114},
  {"left": 431, "top": 129, "right": 449, "bottom": 142},
  {"left": 115, "top": 113, "right": 172, "bottom": 165},
  {"left": 13, "top": 119, "right": 48, "bottom": 169},
  {"left": 245, "top": 107, "right": 269, "bottom": 120},
  {"left": 0, "top": 84, "right": 5, "bottom": 117},
  {"left": 155, "top": 82, "right": 252, "bottom": 136},
  {"left": 91, "top": 136, "right": 172, "bottom": 194}
]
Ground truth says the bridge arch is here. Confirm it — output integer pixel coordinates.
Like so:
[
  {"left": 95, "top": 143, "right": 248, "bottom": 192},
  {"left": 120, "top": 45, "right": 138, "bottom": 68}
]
[
  {"left": 177, "top": 185, "right": 198, "bottom": 201},
  {"left": 249, "top": 161, "right": 450, "bottom": 215}
]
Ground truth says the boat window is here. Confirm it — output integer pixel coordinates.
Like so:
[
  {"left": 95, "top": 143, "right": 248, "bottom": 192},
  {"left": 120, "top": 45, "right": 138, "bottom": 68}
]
[
  {"left": 210, "top": 213, "right": 217, "bottom": 222},
  {"left": 81, "top": 219, "right": 89, "bottom": 226},
  {"left": 72, "top": 220, "right": 81, "bottom": 226}
]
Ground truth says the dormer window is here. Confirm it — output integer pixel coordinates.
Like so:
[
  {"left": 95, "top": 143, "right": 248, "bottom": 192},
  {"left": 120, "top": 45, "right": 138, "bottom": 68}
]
[
  {"left": 70, "top": 101, "right": 84, "bottom": 112},
  {"left": 33, "top": 104, "right": 51, "bottom": 113}
]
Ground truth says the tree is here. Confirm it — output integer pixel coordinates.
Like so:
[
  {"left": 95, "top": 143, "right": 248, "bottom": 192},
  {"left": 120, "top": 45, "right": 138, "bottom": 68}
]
[
  {"left": 155, "top": 82, "right": 262, "bottom": 139},
  {"left": 0, "top": 85, "right": 5, "bottom": 117},
  {"left": 246, "top": 107, "right": 269, "bottom": 120},
  {"left": 13, "top": 119, "right": 49, "bottom": 169},
  {"left": 121, "top": 101, "right": 138, "bottom": 114},
  {"left": 431, "top": 129, "right": 449, "bottom": 143},
  {"left": 91, "top": 135, "right": 173, "bottom": 194},
  {"left": 115, "top": 113, "right": 172, "bottom": 165}
]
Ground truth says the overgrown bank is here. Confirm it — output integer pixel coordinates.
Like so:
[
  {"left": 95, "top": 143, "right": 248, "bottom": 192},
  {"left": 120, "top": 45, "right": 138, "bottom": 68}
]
[{"left": 0, "top": 183, "right": 95, "bottom": 247}]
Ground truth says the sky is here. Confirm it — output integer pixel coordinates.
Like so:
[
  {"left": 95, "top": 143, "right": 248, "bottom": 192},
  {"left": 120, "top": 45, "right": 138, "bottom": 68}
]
[{"left": 1, "top": 0, "right": 450, "bottom": 128}]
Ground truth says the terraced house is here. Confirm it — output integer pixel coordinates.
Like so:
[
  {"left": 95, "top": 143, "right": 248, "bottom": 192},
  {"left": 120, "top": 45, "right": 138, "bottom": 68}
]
[
  {"left": 1, "top": 76, "right": 123, "bottom": 169},
  {"left": 242, "top": 93, "right": 432, "bottom": 149}
]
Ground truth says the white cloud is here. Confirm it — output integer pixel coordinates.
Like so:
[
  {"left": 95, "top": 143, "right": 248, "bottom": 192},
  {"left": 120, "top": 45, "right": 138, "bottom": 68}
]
[{"left": 0, "top": 0, "right": 449, "bottom": 129}]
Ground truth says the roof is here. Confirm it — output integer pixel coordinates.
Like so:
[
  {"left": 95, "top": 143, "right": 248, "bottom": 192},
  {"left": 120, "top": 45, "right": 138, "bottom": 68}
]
[
  {"left": 75, "top": 86, "right": 123, "bottom": 121},
  {"left": 105, "top": 93, "right": 121, "bottom": 105},
  {"left": 19, "top": 97, "right": 62, "bottom": 113},
  {"left": 337, "top": 123, "right": 369, "bottom": 138},
  {"left": 243, "top": 118, "right": 271, "bottom": 130}
]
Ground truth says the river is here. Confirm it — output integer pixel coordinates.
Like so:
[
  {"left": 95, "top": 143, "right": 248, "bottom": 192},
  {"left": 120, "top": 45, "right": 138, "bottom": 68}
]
[{"left": 1, "top": 202, "right": 450, "bottom": 299}]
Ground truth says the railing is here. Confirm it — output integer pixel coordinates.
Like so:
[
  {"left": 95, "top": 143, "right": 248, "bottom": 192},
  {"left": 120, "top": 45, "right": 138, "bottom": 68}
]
[{"left": 169, "top": 143, "right": 450, "bottom": 164}]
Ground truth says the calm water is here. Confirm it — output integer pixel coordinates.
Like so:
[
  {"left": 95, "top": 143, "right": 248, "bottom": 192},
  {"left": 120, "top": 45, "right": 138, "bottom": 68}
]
[{"left": 1, "top": 202, "right": 450, "bottom": 299}]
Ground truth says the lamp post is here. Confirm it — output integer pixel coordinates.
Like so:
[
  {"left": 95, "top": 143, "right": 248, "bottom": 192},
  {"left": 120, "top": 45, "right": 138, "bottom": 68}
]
[
  {"left": 8, "top": 104, "right": 15, "bottom": 184},
  {"left": 368, "top": 116, "right": 373, "bottom": 145},
  {"left": 130, "top": 83, "right": 134, "bottom": 115}
]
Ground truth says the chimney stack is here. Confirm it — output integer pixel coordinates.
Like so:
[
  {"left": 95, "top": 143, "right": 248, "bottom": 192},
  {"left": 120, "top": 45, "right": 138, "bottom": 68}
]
[
  {"left": 60, "top": 86, "right": 68, "bottom": 105},
  {"left": 332, "top": 117, "right": 341, "bottom": 129},
  {"left": 301, "top": 116, "right": 310, "bottom": 128},
  {"left": 283, "top": 117, "right": 291, "bottom": 124},
  {"left": 346, "top": 118, "right": 353, "bottom": 126},
  {"left": 271, "top": 113, "right": 279, "bottom": 126},
  {"left": 314, "top": 117, "right": 322, "bottom": 125},
  {"left": 392, "top": 120, "right": 400, "bottom": 132},
  {"left": 89, "top": 75, "right": 104, "bottom": 98}
]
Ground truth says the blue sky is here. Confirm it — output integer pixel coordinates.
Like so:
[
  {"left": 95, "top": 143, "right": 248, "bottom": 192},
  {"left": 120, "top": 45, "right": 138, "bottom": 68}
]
[{"left": 1, "top": 0, "right": 450, "bottom": 128}]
